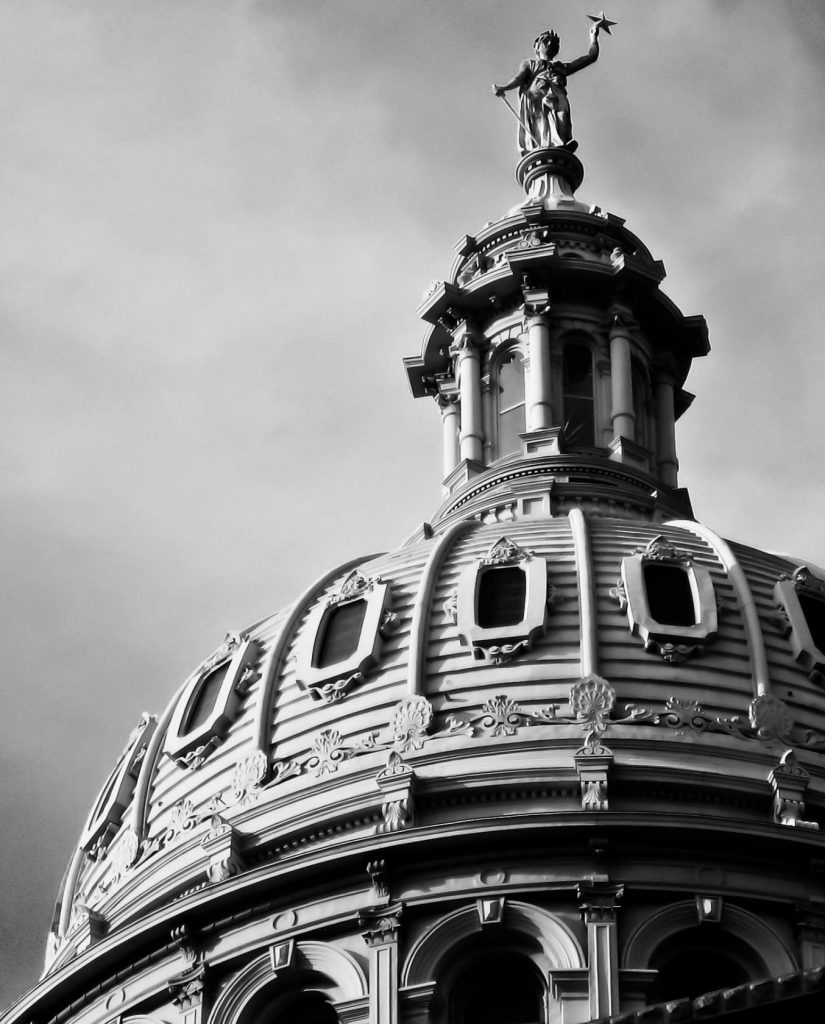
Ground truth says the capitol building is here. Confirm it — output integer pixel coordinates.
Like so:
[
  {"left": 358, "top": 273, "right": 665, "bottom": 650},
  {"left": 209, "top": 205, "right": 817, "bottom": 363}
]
[{"left": 2, "top": 13, "right": 825, "bottom": 1024}]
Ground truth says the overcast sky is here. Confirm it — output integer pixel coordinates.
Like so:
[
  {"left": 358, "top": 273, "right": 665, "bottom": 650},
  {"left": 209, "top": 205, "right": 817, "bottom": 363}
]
[{"left": 2, "top": 0, "right": 824, "bottom": 1007}]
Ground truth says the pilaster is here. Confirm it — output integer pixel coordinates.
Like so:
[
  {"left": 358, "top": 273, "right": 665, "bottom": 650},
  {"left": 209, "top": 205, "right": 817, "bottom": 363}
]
[
  {"left": 360, "top": 903, "right": 403, "bottom": 1024},
  {"left": 578, "top": 882, "right": 624, "bottom": 1020}
]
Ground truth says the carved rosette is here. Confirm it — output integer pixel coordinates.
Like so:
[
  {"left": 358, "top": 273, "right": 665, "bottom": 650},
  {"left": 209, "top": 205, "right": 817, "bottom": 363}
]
[{"left": 389, "top": 695, "right": 433, "bottom": 753}]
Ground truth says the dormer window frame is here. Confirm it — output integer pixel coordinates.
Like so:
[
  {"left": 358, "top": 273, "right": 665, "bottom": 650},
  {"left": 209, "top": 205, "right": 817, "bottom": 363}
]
[
  {"left": 775, "top": 566, "right": 825, "bottom": 680},
  {"left": 165, "top": 633, "right": 257, "bottom": 768},
  {"left": 454, "top": 536, "right": 549, "bottom": 664},
  {"left": 616, "top": 536, "right": 717, "bottom": 663},
  {"left": 80, "top": 713, "right": 156, "bottom": 854},
  {"left": 296, "top": 570, "right": 393, "bottom": 703}
]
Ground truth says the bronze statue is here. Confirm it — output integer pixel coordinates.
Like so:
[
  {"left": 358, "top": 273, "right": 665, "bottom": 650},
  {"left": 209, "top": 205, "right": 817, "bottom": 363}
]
[{"left": 493, "top": 13, "right": 615, "bottom": 156}]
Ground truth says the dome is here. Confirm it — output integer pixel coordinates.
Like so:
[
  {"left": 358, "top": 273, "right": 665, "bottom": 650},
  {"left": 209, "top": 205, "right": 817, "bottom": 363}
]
[{"left": 8, "top": 18, "right": 825, "bottom": 1024}]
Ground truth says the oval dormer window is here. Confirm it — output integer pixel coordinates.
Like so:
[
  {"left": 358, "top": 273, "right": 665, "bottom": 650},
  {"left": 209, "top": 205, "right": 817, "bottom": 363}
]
[
  {"left": 314, "top": 599, "right": 369, "bottom": 668},
  {"left": 614, "top": 536, "right": 717, "bottom": 663},
  {"left": 477, "top": 565, "right": 527, "bottom": 628},
  {"left": 643, "top": 562, "right": 697, "bottom": 627},
  {"left": 774, "top": 566, "right": 825, "bottom": 680}
]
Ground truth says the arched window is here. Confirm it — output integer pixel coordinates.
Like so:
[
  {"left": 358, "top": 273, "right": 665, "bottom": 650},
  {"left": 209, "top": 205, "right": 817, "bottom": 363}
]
[
  {"left": 562, "top": 344, "right": 594, "bottom": 447},
  {"left": 450, "top": 951, "right": 545, "bottom": 1024},
  {"left": 631, "top": 357, "right": 649, "bottom": 447},
  {"left": 646, "top": 926, "right": 765, "bottom": 1004},
  {"left": 497, "top": 350, "right": 526, "bottom": 458}
]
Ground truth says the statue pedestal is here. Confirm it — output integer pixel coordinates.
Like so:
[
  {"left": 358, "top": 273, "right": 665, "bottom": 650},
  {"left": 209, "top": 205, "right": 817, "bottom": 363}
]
[{"left": 516, "top": 147, "right": 584, "bottom": 206}]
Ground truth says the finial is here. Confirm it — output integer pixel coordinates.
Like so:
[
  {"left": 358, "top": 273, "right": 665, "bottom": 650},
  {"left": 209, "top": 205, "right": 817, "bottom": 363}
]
[{"left": 492, "top": 13, "right": 615, "bottom": 157}]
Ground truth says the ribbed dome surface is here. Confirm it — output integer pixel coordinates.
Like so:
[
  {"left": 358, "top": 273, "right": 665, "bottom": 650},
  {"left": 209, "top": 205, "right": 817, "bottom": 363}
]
[{"left": 47, "top": 509, "right": 825, "bottom": 974}]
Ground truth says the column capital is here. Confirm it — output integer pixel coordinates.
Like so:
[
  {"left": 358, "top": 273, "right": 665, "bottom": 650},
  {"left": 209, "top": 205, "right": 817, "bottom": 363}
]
[
  {"left": 577, "top": 881, "right": 625, "bottom": 923},
  {"left": 359, "top": 901, "right": 404, "bottom": 947},
  {"left": 434, "top": 391, "right": 459, "bottom": 413},
  {"left": 608, "top": 305, "right": 638, "bottom": 334},
  {"left": 168, "top": 961, "right": 212, "bottom": 1013},
  {"left": 521, "top": 284, "right": 552, "bottom": 325}
]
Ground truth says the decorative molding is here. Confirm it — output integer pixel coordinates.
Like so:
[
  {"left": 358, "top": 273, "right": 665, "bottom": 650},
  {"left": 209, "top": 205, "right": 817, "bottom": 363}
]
[
  {"left": 375, "top": 752, "right": 416, "bottom": 833},
  {"left": 648, "top": 694, "right": 825, "bottom": 752},
  {"left": 769, "top": 750, "right": 819, "bottom": 830},
  {"left": 202, "top": 821, "right": 246, "bottom": 884},
  {"left": 367, "top": 859, "right": 390, "bottom": 904},
  {"left": 359, "top": 902, "right": 403, "bottom": 947}
]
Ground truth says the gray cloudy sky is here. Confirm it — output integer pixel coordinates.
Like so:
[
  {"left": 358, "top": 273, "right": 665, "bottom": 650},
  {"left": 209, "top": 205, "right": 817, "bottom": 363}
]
[{"left": 2, "top": 0, "right": 824, "bottom": 1007}]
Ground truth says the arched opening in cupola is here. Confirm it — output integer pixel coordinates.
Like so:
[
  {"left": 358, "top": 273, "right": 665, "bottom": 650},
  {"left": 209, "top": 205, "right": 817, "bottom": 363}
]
[
  {"left": 562, "top": 343, "right": 595, "bottom": 447},
  {"left": 448, "top": 949, "right": 546, "bottom": 1024},
  {"left": 497, "top": 349, "right": 526, "bottom": 458}
]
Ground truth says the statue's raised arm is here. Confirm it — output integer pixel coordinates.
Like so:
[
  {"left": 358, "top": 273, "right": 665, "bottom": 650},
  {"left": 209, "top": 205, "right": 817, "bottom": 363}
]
[{"left": 492, "top": 13, "right": 615, "bottom": 156}]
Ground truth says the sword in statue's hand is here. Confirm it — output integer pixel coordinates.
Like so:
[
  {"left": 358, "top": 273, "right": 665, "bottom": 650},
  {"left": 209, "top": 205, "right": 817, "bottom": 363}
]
[{"left": 491, "top": 86, "right": 541, "bottom": 148}]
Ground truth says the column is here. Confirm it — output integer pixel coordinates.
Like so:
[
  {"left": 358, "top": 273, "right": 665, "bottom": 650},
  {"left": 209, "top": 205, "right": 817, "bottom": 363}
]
[
  {"left": 523, "top": 293, "right": 553, "bottom": 430},
  {"left": 578, "top": 882, "right": 624, "bottom": 1020},
  {"left": 436, "top": 393, "right": 459, "bottom": 479},
  {"left": 451, "top": 328, "right": 483, "bottom": 464},
  {"left": 481, "top": 372, "right": 494, "bottom": 464},
  {"left": 654, "top": 367, "right": 678, "bottom": 487},
  {"left": 361, "top": 903, "right": 403, "bottom": 1024},
  {"left": 609, "top": 310, "right": 635, "bottom": 440}
]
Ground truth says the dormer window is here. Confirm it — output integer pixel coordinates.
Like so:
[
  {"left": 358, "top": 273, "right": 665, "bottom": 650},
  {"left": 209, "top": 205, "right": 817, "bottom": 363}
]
[
  {"left": 562, "top": 343, "right": 594, "bottom": 447},
  {"left": 613, "top": 536, "right": 717, "bottom": 663},
  {"left": 296, "top": 570, "right": 395, "bottom": 702},
  {"left": 477, "top": 565, "right": 527, "bottom": 627},
  {"left": 450, "top": 536, "right": 550, "bottom": 664},
  {"left": 642, "top": 562, "right": 697, "bottom": 627},
  {"left": 165, "top": 633, "right": 258, "bottom": 769},
  {"left": 775, "top": 566, "right": 825, "bottom": 680},
  {"left": 314, "top": 599, "right": 368, "bottom": 668}
]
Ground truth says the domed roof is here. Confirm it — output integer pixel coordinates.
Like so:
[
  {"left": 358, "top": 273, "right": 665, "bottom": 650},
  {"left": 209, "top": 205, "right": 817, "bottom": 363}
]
[{"left": 46, "top": 505, "right": 825, "bottom": 974}]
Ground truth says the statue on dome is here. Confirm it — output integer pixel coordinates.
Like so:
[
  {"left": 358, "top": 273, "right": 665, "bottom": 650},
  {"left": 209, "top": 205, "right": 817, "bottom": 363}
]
[{"left": 493, "top": 12, "right": 615, "bottom": 156}]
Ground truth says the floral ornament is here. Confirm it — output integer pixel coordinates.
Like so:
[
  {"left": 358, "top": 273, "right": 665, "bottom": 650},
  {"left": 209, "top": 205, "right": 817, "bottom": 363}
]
[
  {"left": 162, "top": 799, "right": 199, "bottom": 845},
  {"left": 229, "top": 750, "right": 269, "bottom": 806},
  {"left": 749, "top": 695, "right": 794, "bottom": 743},
  {"left": 480, "top": 536, "right": 532, "bottom": 566},
  {"left": 569, "top": 676, "right": 616, "bottom": 731},
  {"left": 390, "top": 695, "right": 433, "bottom": 753},
  {"left": 634, "top": 535, "right": 692, "bottom": 564},
  {"left": 108, "top": 829, "right": 140, "bottom": 883},
  {"left": 306, "top": 728, "right": 380, "bottom": 777},
  {"left": 173, "top": 736, "right": 222, "bottom": 771},
  {"left": 476, "top": 694, "right": 558, "bottom": 737}
]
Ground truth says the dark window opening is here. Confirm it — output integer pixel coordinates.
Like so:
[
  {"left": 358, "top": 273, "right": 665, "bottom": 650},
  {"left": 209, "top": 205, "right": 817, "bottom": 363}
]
[
  {"left": 267, "top": 991, "right": 338, "bottom": 1024},
  {"left": 562, "top": 344, "right": 595, "bottom": 447},
  {"left": 452, "top": 952, "right": 544, "bottom": 1024},
  {"left": 182, "top": 661, "right": 230, "bottom": 733},
  {"left": 498, "top": 352, "right": 526, "bottom": 458},
  {"left": 799, "top": 592, "right": 825, "bottom": 654},
  {"left": 477, "top": 565, "right": 527, "bottom": 628},
  {"left": 643, "top": 562, "right": 697, "bottom": 626},
  {"left": 314, "top": 599, "right": 367, "bottom": 668},
  {"left": 647, "top": 927, "right": 758, "bottom": 1004}
]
